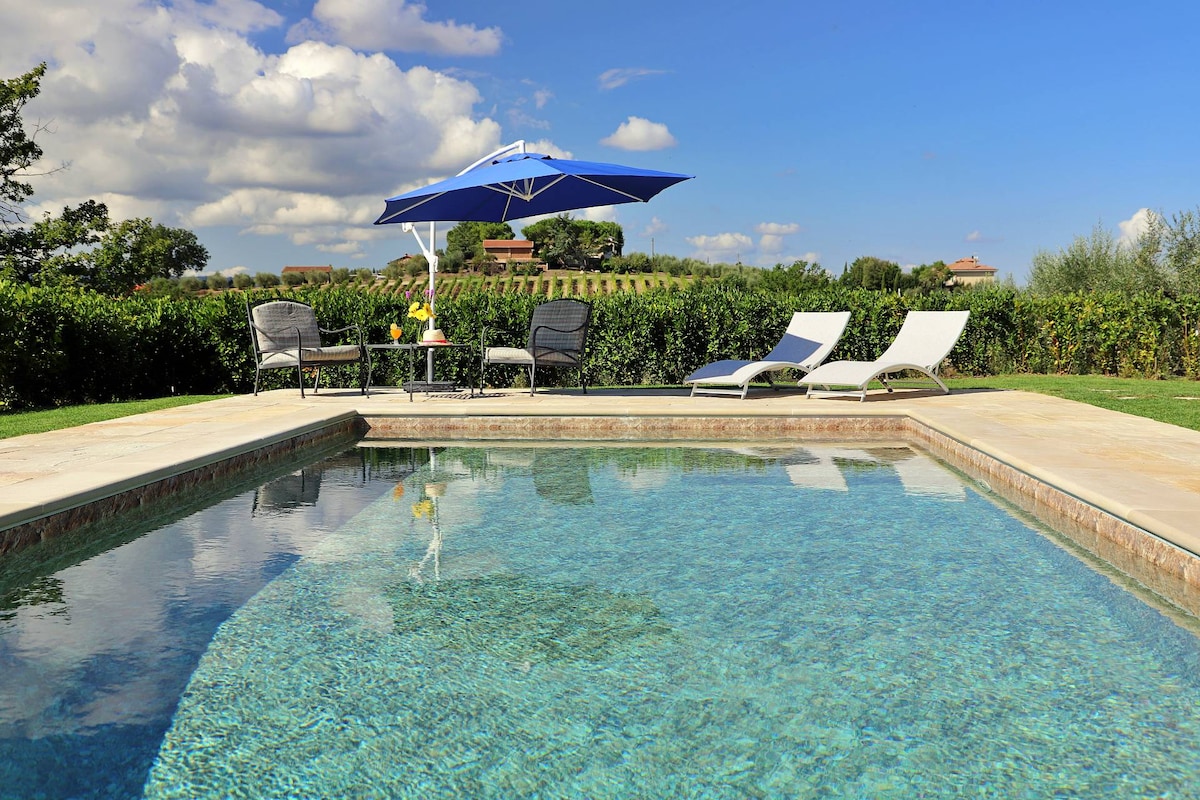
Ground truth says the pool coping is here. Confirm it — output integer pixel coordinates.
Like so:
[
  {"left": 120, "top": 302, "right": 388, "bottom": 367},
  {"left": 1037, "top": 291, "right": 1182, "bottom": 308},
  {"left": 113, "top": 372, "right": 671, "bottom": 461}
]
[{"left": 4, "top": 388, "right": 1200, "bottom": 616}]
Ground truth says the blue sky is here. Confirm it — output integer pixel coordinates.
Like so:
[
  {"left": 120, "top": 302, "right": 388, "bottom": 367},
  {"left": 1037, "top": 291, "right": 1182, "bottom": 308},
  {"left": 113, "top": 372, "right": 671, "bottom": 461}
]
[{"left": 4, "top": 0, "right": 1199, "bottom": 284}]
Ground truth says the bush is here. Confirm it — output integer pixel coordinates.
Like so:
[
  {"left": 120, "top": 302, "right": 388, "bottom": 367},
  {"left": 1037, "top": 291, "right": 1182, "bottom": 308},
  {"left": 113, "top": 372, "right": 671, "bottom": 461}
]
[
  {"left": 5, "top": 280, "right": 1200, "bottom": 409},
  {"left": 254, "top": 272, "right": 280, "bottom": 288},
  {"left": 232, "top": 273, "right": 254, "bottom": 290}
]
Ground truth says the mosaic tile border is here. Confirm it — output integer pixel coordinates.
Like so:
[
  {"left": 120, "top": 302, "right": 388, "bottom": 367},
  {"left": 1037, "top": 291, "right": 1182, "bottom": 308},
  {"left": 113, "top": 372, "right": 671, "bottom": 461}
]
[
  {"left": 904, "top": 418, "right": 1200, "bottom": 618},
  {"left": 361, "top": 414, "right": 910, "bottom": 440},
  {"left": 0, "top": 418, "right": 365, "bottom": 556},
  {"left": 364, "top": 413, "right": 1200, "bottom": 617}
]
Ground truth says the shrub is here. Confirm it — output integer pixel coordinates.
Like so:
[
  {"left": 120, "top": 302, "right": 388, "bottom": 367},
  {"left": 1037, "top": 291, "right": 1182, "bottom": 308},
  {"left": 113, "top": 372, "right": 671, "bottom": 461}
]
[{"left": 5, "top": 279, "right": 1200, "bottom": 409}]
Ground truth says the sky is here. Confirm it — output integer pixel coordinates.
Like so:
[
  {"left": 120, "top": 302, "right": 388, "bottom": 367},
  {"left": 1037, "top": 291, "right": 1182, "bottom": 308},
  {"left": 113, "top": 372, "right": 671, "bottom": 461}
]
[{"left": 3, "top": 0, "right": 1199, "bottom": 284}]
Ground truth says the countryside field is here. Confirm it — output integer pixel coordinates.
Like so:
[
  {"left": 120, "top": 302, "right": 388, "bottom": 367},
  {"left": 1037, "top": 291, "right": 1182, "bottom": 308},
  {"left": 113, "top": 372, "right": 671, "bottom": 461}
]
[{"left": 339, "top": 269, "right": 692, "bottom": 298}]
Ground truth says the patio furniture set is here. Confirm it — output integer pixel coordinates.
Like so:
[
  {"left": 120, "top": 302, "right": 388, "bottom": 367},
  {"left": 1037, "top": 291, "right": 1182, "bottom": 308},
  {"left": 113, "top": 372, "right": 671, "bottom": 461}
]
[{"left": 246, "top": 298, "right": 970, "bottom": 401}]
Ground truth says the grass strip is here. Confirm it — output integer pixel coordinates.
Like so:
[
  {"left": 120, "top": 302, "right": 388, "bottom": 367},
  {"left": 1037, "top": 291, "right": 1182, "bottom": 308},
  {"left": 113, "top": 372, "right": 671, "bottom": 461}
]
[{"left": 0, "top": 396, "right": 229, "bottom": 439}]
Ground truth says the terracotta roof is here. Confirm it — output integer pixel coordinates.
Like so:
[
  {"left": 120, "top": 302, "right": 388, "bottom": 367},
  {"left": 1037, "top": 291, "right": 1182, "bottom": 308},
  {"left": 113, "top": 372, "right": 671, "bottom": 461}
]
[
  {"left": 946, "top": 256, "right": 997, "bottom": 274},
  {"left": 482, "top": 239, "right": 533, "bottom": 248}
]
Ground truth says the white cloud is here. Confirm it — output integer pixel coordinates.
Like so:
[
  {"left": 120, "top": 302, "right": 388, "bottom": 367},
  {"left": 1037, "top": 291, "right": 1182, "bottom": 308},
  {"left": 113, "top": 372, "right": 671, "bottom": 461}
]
[
  {"left": 600, "top": 116, "right": 677, "bottom": 151},
  {"left": 579, "top": 205, "right": 617, "bottom": 223},
  {"left": 754, "top": 222, "right": 800, "bottom": 255},
  {"left": 686, "top": 232, "right": 753, "bottom": 262},
  {"left": 289, "top": 0, "right": 503, "bottom": 56},
  {"left": 533, "top": 89, "right": 553, "bottom": 109},
  {"left": 2, "top": 4, "right": 514, "bottom": 260},
  {"left": 755, "top": 222, "right": 800, "bottom": 236},
  {"left": 1118, "top": 207, "right": 1154, "bottom": 246},
  {"left": 758, "top": 235, "right": 785, "bottom": 254},
  {"left": 966, "top": 230, "right": 983, "bottom": 242},
  {"left": 598, "top": 67, "right": 668, "bottom": 90},
  {"left": 642, "top": 216, "right": 667, "bottom": 237}
]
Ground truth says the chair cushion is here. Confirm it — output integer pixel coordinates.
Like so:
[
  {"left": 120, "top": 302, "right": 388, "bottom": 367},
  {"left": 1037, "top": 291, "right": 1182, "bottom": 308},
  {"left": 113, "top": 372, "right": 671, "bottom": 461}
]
[
  {"left": 300, "top": 345, "right": 362, "bottom": 364},
  {"left": 485, "top": 346, "right": 535, "bottom": 365},
  {"left": 259, "top": 350, "right": 301, "bottom": 369}
]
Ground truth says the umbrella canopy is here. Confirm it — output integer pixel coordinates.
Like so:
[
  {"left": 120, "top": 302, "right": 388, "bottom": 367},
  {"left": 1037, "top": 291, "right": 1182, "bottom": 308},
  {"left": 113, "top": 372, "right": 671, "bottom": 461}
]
[{"left": 374, "top": 152, "right": 692, "bottom": 225}]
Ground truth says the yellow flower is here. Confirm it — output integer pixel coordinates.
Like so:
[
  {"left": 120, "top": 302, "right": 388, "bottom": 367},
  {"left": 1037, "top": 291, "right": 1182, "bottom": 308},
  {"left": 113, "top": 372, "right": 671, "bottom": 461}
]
[{"left": 408, "top": 302, "right": 434, "bottom": 322}]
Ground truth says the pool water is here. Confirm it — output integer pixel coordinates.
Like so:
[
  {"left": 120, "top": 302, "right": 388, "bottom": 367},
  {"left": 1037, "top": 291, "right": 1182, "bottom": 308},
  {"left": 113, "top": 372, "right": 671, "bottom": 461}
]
[{"left": 4, "top": 443, "right": 1200, "bottom": 799}]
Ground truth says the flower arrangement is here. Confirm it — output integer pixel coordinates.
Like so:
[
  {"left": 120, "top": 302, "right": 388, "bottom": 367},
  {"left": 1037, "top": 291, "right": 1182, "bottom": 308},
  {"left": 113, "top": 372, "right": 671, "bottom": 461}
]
[{"left": 404, "top": 288, "right": 436, "bottom": 341}]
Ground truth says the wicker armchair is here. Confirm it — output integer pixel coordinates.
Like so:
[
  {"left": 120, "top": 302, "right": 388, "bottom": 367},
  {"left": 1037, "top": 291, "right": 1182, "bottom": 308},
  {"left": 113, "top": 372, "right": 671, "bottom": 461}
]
[
  {"left": 247, "top": 300, "right": 365, "bottom": 397},
  {"left": 482, "top": 299, "right": 591, "bottom": 395}
]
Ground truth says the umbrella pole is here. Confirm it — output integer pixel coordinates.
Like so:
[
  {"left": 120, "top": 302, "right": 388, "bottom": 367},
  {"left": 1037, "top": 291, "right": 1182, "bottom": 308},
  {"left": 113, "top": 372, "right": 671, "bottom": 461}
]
[
  {"left": 403, "top": 221, "right": 439, "bottom": 383},
  {"left": 426, "top": 220, "right": 436, "bottom": 383}
]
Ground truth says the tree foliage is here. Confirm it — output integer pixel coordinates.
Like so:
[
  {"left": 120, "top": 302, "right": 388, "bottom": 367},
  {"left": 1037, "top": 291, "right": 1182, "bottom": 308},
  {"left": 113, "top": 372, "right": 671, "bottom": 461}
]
[
  {"left": 0, "top": 63, "right": 46, "bottom": 228},
  {"left": 1, "top": 199, "right": 110, "bottom": 283},
  {"left": 522, "top": 215, "right": 624, "bottom": 268},
  {"left": 445, "top": 221, "right": 515, "bottom": 265},
  {"left": 0, "top": 63, "right": 210, "bottom": 294},
  {"left": 757, "top": 260, "right": 833, "bottom": 292},
  {"left": 1029, "top": 221, "right": 1173, "bottom": 295},
  {"left": 86, "top": 218, "right": 209, "bottom": 294},
  {"left": 840, "top": 256, "right": 902, "bottom": 291}
]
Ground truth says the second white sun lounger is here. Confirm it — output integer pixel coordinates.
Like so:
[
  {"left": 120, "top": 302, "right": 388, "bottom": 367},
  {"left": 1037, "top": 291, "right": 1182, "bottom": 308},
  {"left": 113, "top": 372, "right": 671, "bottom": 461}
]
[
  {"left": 798, "top": 310, "right": 970, "bottom": 401},
  {"left": 684, "top": 311, "right": 851, "bottom": 399}
]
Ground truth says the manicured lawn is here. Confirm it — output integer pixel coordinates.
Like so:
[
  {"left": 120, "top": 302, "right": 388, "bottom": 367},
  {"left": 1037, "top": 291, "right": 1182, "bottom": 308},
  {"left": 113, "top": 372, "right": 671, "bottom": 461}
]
[
  {"left": 948, "top": 374, "right": 1200, "bottom": 432},
  {"left": 0, "top": 396, "right": 229, "bottom": 439}
]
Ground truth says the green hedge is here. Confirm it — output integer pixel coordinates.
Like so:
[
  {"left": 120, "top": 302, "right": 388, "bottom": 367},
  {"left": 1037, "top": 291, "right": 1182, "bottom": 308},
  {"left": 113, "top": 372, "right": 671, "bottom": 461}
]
[{"left": 2, "top": 281, "right": 1198, "bottom": 410}]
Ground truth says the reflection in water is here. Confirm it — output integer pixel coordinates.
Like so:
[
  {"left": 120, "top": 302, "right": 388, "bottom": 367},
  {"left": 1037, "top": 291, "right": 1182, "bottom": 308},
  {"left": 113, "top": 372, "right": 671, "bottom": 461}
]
[
  {"left": 783, "top": 446, "right": 966, "bottom": 501},
  {"left": 532, "top": 448, "right": 594, "bottom": 505},
  {"left": 0, "top": 445, "right": 413, "bottom": 800},
  {"left": 251, "top": 468, "right": 322, "bottom": 514}
]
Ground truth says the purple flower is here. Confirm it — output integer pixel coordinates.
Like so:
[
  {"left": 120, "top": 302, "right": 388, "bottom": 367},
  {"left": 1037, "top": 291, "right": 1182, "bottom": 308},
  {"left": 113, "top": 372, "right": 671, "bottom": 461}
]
[
  {"left": 425, "top": 287, "right": 434, "bottom": 299},
  {"left": 404, "top": 290, "right": 412, "bottom": 300}
]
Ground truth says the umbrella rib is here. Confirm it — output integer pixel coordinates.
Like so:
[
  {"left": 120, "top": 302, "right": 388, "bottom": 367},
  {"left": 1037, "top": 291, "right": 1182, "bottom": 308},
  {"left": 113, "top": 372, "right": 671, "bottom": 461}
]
[
  {"left": 377, "top": 191, "right": 448, "bottom": 224},
  {"left": 571, "top": 175, "right": 645, "bottom": 202}
]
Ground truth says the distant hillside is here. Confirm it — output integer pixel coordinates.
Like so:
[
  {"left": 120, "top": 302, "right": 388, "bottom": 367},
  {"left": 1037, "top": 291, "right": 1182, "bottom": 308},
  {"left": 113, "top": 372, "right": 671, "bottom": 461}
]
[{"left": 359, "top": 269, "right": 694, "bottom": 298}]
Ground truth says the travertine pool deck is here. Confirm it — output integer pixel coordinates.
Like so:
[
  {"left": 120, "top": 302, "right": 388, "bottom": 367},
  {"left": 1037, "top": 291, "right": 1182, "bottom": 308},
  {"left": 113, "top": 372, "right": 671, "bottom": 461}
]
[{"left": 4, "top": 385, "right": 1200, "bottom": 611}]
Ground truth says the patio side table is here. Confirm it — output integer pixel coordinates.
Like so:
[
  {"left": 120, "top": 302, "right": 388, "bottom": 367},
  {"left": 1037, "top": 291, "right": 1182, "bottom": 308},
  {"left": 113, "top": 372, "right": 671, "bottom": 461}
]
[{"left": 365, "top": 342, "right": 475, "bottom": 401}]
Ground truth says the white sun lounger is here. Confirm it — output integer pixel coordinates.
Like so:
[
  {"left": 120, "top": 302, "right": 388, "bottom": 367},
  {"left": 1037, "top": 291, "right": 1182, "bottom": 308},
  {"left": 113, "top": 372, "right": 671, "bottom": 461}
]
[
  {"left": 798, "top": 310, "right": 970, "bottom": 401},
  {"left": 684, "top": 311, "right": 851, "bottom": 399}
]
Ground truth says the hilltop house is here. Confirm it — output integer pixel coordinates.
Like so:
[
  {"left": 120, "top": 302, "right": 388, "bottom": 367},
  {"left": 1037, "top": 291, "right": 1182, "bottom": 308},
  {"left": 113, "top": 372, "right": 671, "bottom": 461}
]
[
  {"left": 945, "top": 256, "right": 997, "bottom": 287},
  {"left": 482, "top": 239, "right": 536, "bottom": 264}
]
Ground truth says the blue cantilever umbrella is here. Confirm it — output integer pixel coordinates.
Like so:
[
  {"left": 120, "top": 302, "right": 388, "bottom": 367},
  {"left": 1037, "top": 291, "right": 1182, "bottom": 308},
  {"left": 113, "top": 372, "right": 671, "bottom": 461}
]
[
  {"left": 373, "top": 141, "right": 692, "bottom": 381},
  {"left": 374, "top": 148, "right": 692, "bottom": 225}
]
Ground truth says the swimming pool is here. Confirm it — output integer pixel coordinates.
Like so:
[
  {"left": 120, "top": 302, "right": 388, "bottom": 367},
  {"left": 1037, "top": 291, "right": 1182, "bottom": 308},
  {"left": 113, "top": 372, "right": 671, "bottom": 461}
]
[{"left": 4, "top": 442, "right": 1200, "bottom": 798}]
